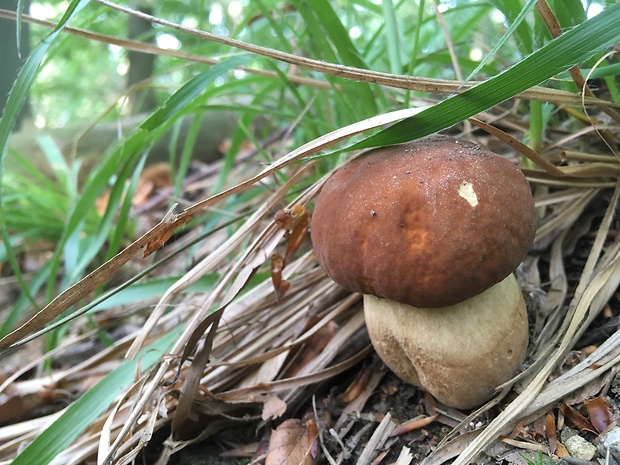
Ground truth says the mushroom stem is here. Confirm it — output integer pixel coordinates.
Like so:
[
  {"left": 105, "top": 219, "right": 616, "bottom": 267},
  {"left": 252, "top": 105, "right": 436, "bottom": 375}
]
[{"left": 363, "top": 274, "right": 528, "bottom": 409}]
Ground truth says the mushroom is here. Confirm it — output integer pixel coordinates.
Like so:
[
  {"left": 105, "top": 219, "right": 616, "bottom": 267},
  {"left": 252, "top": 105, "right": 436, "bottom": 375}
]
[{"left": 310, "top": 135, "right": 536, "bottom": 409}]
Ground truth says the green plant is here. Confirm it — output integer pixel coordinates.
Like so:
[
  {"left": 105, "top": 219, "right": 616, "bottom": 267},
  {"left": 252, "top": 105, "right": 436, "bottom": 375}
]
[{"left": 523, "top": 451, "right": 556, "bottom": 465}]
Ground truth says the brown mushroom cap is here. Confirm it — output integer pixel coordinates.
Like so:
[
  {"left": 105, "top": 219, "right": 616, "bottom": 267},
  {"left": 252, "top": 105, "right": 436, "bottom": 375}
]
[{"left": 311, "top": 135, "right": 536, "bottom": 308}]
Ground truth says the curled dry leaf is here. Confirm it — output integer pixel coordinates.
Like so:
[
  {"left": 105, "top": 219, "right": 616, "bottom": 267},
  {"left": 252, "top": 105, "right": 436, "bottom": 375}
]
[
  {"left": 560, "top": 403, "right": 596, "bottom": 433},
  {"left": 265, "top": 418, "right": 319, "bottom": 465},
  {"left": 271, "top": 253, "right": 290, "bottom": 297},
  {"left": 585, "top": 396, "right": 612, "bottom": 433},
  {"left": 341, "top": 364, "right": 371, "bottom": 403},
  {"left": 262, "top": 395, "right": 288, "bottom": 421},
  {"left": 270, "top": 205, "right": 309, "bottom": 297},
  {"left": 133, "top": 162, "right": 173, "bottom": 206},
  {"left": 283, "top": 208, "right": 309, "bottom": 266},
  {"left": 546, "top": 411, "right": 557, "bottom": 454}
]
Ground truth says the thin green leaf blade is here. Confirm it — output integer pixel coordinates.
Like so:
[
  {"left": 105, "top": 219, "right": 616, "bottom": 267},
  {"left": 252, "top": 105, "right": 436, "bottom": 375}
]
[
  {"left": 0, "top": 0, "right": 90, "bottom": 311},
  {"left": 11, "top": 327, "right": 181, "bottom": 465},
  {"left": 141, "top": 55, "right": 254, "bottom": 131},
  {"left": 463, "top": 0, "right": 538, "bottom": 83},
  {"left": 353, "top": 3, "right": 620, "bottom": 150}
]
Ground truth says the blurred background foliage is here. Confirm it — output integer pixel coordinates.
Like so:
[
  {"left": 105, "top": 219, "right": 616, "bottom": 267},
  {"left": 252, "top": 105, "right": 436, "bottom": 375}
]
[{"left": 12, "top": 0, "right": 609, "bottom": 128}]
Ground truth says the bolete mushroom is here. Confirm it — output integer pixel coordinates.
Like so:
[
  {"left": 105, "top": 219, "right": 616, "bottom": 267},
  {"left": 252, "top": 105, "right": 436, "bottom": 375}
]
[{"left": 310, "top": 135, "right": 536, "bottom": 409}]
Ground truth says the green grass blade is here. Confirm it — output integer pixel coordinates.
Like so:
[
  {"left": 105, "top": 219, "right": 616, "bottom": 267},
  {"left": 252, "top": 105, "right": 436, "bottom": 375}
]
[
  {"left": 550, "top": 0, "right": 586, "bottom": 28},
  {"left": 11, "top": 327, "right": 182, "bottom": 465},
  {"left": 16, "top": 0, "right": 25, "bottom": 54},
  {"left": 489, "top": 0, "right": 534, "bottom": 53},
  {"left": 42, "top": 131, "right": 150, "bottom": 301},
  {"left": 141, "top": 55, "right": 254, "bottom": 131},
  {"left": 249, "top": 0, "right": 295, "bottom": 53},
  {"left": 300, "top": 0, "right": 369, "bottom": 69},
  {"left": 89, "top": 275, "right": 218, "bottom": 312},
  {"left": 0, "top": 261, "right": 51, "bottom": 338},
  {"left": 291, "top": 0, "right": 379, "bottom": 117},
  {"left": 381, "top": 0, "right": 402, "bottom": 74},
  {"left": 463, "top": 0, "right": 538, "bottom": 83},
  {"left": 352, "top": 2, "right": 620, "bottom": 150},
  {"left": 404, "top": 0, "right": 426, "bottom": 105},
  {"left": 0, "top": 0, "right": 89, "bottom": 162},
  {"left": 0, "top": 0, "right": 90, "bottom": 309},
  {"left": 34, "top": 134, "right": 71, "bottom": 193},
  {"left": 101, "top": 154, "right": 145, "bottom": 263}
]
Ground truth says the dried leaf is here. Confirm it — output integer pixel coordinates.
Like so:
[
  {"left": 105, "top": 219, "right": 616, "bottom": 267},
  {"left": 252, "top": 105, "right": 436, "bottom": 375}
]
[
  {"left": 283, "top": 206, "right": 309, "bottom": 266},
  {"left": 341, "top": 364, "right": 371, "bottom": 403},
  {"left": 555, "top": 442, "right": 570, "bottom": 457},
  {"left": 265, "top": 418, "right": 319, "bottom": 465},
  {"left": 560, "top": 403, "right": 596, "bottom": 433},
  {"left": 585, "top": 396, "right": 612, "bottom": 433},
  {"left": 271, "top": 254, "right": 290, "bottom": 297},
  {"left": 133, "top": 163, "right": 172, "bottom": 206},
  {"left": 282, "top": 321, "right": 339, "bottom": 378},
  {"left": 262, "top": 395, "right": 288, "bottom": 421},
  {"left": 274, "top": 207, "right": 297, "bottom": 230},
  {"left": 546, "top": 411, "right": 557, "bottom": 454}
]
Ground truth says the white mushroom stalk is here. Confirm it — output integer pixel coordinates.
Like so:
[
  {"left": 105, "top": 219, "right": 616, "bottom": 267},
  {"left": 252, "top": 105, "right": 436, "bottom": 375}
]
[{"left": 363, "top": 274, "right": 528, "bottom": 409}]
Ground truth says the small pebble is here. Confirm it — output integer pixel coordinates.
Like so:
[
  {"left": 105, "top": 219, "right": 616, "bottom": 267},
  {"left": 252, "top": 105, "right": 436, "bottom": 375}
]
[{"left": 565, "top": 434, "right": 597, "bottom": 460}]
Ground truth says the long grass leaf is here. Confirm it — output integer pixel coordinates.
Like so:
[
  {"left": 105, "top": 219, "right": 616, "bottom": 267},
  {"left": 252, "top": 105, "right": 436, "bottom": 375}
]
[
  {"left": 290, "top": 0, "right": 379, "bottom": 117},
  {"left": 10, "top": 327, "right": 181, "bottom": 465},
  {"left": 381, "top": 0, "right": 402, "bottom": 74},
  {"left": 463, "top": 0, "right": 538, "bottom": 84},
  {"left": 352, "top": 3, "right": 620, "bottom": 150},
  {"left": 0, "top": 0, "right": 90, "bottom": 309},
  {"left": 489, "top": 0, "right": 535, "bottom": 53},
  {"left": 141, "top": 55, "right": 254, "bottom": 131}
]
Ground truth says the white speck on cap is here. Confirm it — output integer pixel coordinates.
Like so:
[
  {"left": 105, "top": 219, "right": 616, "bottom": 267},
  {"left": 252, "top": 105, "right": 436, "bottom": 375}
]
[{"left": 458, "top": 181, "right": 478, "bottom": 207}]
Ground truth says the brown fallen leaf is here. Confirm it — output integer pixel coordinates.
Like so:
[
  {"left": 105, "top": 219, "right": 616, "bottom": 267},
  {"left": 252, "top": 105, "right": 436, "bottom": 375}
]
[
  {"left": 133, "top": 162, "right": 173, "bottom": 206},
  {"left": 546, "top": 411, "right": 557, "bottom": 455},
  {"left": 555, "top": 442, "right": 570, "bottom": 457},
  {"left": 262, "top": 395, "right": 288, "bottom": 421},
  {"left": 560, "top": 403, "right": 596, "bottom": 433},
  {"left": 585, "top": 396, "right": 612, "bottom": 433},
  {"left": 271, "top": 253, "right": 290, "bottom": 297},
  {"left": 265, "top": 418, "right": 319, "bottom": 465}
]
